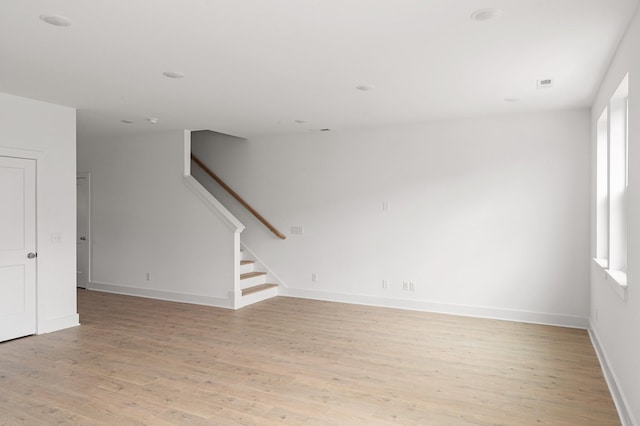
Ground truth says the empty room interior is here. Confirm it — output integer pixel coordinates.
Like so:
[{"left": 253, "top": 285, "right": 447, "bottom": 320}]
[{"left": 1, "top": 0, "right": 639, "bottom": 424}]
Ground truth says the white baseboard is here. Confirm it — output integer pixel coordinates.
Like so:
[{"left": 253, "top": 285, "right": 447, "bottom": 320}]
[
  {"left": 37, "top": 313, "right": 80, "bottom": 334},
  {"left": 87, "top": 281, "right": 234, "bottom": 309},
  {"left": 278, "top": 287, "right": 589, "bottom": 329},
  {"left": 589, "top": 323, "right": 635, "bottom": 426}
]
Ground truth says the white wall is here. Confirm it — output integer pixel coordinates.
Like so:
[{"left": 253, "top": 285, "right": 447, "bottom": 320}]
[
  {"left": 590, "top": 6, "right": 640, "bottom": 425},
  {"left": 0, "top": 92, "right": 79, "bottom": 333},
  {"left": 192, "top": 109, "right": 590, "bottom": 327},
  {"left": 77, "top": 129, "right": 238, "bottom": 307}
]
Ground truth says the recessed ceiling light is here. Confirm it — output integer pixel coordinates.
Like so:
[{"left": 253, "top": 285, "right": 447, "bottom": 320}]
[
  {"left": 504, "top": 98, "right": 520, "bottom": 102},
  {"left": 146, "top": 117, "right": 159, "bottom": 124},
  {"left": 356, "top": 85, "right": 374, "bottom": 91},
  {"left": 320, "top": 128, "right": 331, "bottom": 132},
  {"left": 162, "top": 71, "right": 185, "bottom": 79},
  {"left": 39, "top": 14, "right": 72, "bottom": 27},
  {"left": 470, "top": 8, "right": 503, "bottom": 22},
  {"left": 294, "top": 120, "right": 306, "bottom": 124},
  {"left": 121, "top": 120, "right": 134, "bottom": 124}
]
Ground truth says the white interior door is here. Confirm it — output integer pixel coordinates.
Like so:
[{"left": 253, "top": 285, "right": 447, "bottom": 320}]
[
  {"left": 0, "top": 156, "right": 37, "bottom": 342},
  {"left": 77, "top": 174, "right": 90, "bottom": 288}
]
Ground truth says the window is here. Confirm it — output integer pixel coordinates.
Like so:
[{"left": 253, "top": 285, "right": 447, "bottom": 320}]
[
  {"left": 595, "top": 109, "right": 608, "bottom": 264},
  {"left": 596, "top": 74, "right": 628, "bottom": 287}
]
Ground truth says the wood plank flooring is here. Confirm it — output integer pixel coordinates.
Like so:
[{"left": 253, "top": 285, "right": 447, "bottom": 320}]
[{"left": 0, "top": 290, "right": 620, "bottom": 425}]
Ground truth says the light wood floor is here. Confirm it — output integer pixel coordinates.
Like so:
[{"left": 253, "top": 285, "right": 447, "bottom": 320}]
[{"left": 0, "top": 290, "right": 619, "bottom": 425}]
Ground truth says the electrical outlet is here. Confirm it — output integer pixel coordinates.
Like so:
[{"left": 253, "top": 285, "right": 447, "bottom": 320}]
[
  {"left": 382, "top": 279, "right": 388, "bottom": 289},
  {"left": 402, "top": 281, "right": 409, "bottom": 291},
  {"left": 409, "top": 281, "right": 415, "bottom": 291},
  {"left": 146, "top": 272, "right": 151, "bottom": 281},
  {"left": 382, "top": 201, "right": 389, "bottom": 212},
  {"left": 311, "top": 273, "right": 318, "bottom": 282}
]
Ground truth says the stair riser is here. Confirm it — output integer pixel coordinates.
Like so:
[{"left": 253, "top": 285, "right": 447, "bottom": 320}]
[
  {"left": 240, "top": 274, "right": 266, "bottom": 289},
  {"left": 240, "top": 263, "right": 254, "bottom": 274},
  {"left": 238, "top": 286, "right": 278, "bottom": 308}
]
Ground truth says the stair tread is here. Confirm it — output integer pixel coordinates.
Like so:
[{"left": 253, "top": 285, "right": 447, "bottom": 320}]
[
  {"left": 240, "top": 271, "right": 267, "bottom": 280},
  {"left": 240, "top": 260, "right": 255, "bottom": 265},
  {"left": 242, "top": 283, "right": 278, "bottom": 296}
]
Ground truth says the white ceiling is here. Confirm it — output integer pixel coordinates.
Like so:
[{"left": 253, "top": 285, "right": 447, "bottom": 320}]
[{"left": 1, "top": 0, "right": 638, "bottom": 138}]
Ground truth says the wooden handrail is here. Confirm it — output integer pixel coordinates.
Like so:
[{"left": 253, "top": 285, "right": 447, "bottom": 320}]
[{"left": 191, "top": 153, "right": 287, "bottom": 240}]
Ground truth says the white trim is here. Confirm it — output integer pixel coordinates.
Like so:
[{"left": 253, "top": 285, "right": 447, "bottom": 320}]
[
  {"left": 605, "top": 269, "right": 627, "bottom": 291},
  {"left": 183, "top": 129, "right": 192, "bottom": 176},
  {"left": 593, "top": 258, "right": 628, "bottom": 301},
  {"left": 37, "top": 314, "right": 80, "bottom": 334},
  {"left": 182, "top": 131, "right": 244, "bottom": 234},
  {"left": 593, "top": 257, "right": 609, "bottom": 269},
  {"left": 232, "top": 232, "right": 242, "bottom": 308},
  {"left": 589, "top": 324, "right": 635, "bottom": 426},
  {"left": 182, "top": 175, "right": 245, "bottom": 233},
  {"left": 0, "top": 146, "right": 44, "bottom": 158},
  {"left": 87, "top": 281, "right": 233, "bottom": 309},
  {"left": 278, "top": 288, "right": 588, "bottom": 329},
  {"left": 77, "top": 171, "right": 91, "bottom": 286}
]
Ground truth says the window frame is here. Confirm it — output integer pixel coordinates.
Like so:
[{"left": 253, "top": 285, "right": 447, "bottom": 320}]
[{"left": 594, "top": 74, "right": 628, "bottom": 295}]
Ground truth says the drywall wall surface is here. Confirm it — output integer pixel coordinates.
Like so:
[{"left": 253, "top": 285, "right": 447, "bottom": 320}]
[
  {"left": 192, "top": 108, "right": 590, "bottom": 326},
  {"left": 590, "top": 6, "right": 640, "bottom": 425},
  {"left": 77, "top": 128, "right": 236, "bottom": 306},
  {"left": 0, "top": 92, "right": 79, "bottom": 333}
]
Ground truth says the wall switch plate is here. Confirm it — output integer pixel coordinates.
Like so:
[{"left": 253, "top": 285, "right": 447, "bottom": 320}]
[
  {"left": 291, "top": 225, "right": 304, "bottom": 235},
  {"left": 51, "top": 232, "right": 62, "bottom": 244},
  {"left": 382, "top": 201, "right": 389, "bottom": 211},
  {"left": 311, "top": 273, "right": 317, "bottom": 282},
  {"left": 146, "top": 272, "right": 151, "bottom": 281},
  {"left": 382, "top": 279, "right": 388, "bottom": 289},
  {"left": 409, "top": 281, "right": 415, "bottom": 291},
  {"left": 402, "top": 281, "right": 409, "bottom": 291}
]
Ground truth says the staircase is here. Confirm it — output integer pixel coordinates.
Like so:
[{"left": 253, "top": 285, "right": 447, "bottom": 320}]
[
  {"left": 189, "top": 151, "right": 283, "bottom": 309},
  {"left": 238, "top": 251, "right": 278, "bottom": 308}
]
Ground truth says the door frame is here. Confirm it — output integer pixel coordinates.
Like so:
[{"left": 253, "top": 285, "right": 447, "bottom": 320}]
[
  {"left": 0, "top": 146, "right": 42, "bottom": 333},
  {"left": 77, "top": 172, "right": 91, "bottom": 288}
]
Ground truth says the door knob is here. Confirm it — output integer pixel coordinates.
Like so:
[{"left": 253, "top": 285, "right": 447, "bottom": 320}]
[{"left": 27, "top": 252, "right": 37, "bottom": 259}]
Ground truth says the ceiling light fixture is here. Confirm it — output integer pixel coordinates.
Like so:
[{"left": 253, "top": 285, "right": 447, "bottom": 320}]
[
  {"left": 146, "top": 117, "right": 159, "bottom": 124},
  {"left": 162, "top": 71, "right": 185, "bottom": 79},
  {"left": 294, "top": 120, "right": 306, "bottom": 124},
  {"left": 320, "top": 128, "right": 331, "bottom": 132},
  {"left": 356, "top": 85, "right": 374, "bottom": 91},
  {"left": 121, "top": 119, "right": 134, "bottom": 124},
  {"left": 470, "top": 8, "right": 503, "bottom": 22},
  {"left": 39, "top": 14, "right": 72, "bottom": 27},
  {"left": 504, "top": 98, "right": 520, "bottom": 102}
]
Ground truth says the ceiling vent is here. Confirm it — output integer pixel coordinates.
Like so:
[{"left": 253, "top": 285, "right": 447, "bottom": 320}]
[{"left": 537, "top": 79, "right": 554, "bottom": 89}]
